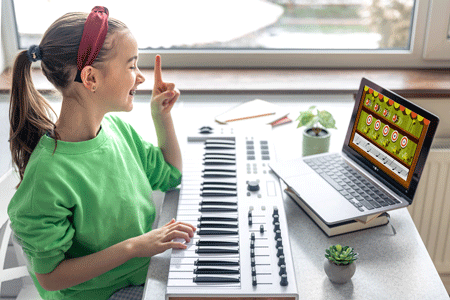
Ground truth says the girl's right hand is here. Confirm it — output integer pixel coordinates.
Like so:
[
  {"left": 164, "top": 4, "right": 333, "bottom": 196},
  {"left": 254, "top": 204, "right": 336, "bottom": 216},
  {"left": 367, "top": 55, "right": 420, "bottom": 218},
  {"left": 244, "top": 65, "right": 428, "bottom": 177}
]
[{"left": 130, "top": 219, "right": 196, "bottom": 258}]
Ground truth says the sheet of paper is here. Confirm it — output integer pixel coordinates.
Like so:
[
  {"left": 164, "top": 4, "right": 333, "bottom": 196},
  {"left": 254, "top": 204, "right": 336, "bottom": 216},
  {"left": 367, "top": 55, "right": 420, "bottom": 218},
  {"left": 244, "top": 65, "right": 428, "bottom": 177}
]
[{"left": 215, "top": 99, "right": 289, "bottom": 124}]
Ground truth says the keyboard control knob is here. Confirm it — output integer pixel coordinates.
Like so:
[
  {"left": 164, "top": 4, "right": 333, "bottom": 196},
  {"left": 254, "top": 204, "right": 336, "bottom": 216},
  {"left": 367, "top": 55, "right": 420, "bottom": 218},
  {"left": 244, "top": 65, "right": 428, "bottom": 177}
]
[
  {"left": 279, "top": 265, "right": 287, "bottom": 276},
  {"left": 276, "top": 238, "right": 283, "bottom": 248},
  {"left": 251, "top": 233, "right": 255, "bottom": 241},
  {"left": 273, "top": 215, "right": 279, "bottom": 224},
  {"left": 272, "top": 206, "right": 279, "bottom": 217},
  {"left": 274, "top": 230, "right": 282, "bottom": 240},
  {"left": 251, "top": 257, "right": 256, "bottom": 267},
  {"left": 280, "top": 274, "right": 288, "bottom": 286},
  {"left": 278, "top": 255, "right": 286, "bottom": 266},
  {"left": 260, "top": 225, "right": 264, "bottom": 233},
  {"left": 252, "top": 266, "right": 256, "bottom": 276},
  {"left": 273, "top": 222, "right": 280, "bottom": 232},
  {"left": 277, "top": 246, "right": 284, "bottom": 257},
  {"left": 250, "top": 239, "right": 255, "bottom": 249},
  {"left": 247, "top": 181, "right": 260, "bottom": 192},
  {"left": 252, "top": 275, "right": 257, "bottom": 286}
]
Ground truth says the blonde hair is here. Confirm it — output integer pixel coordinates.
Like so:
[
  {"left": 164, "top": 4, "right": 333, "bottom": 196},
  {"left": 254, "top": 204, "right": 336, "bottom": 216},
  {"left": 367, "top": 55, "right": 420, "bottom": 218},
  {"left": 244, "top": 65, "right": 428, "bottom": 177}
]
[{"left": 9, "top": 12, "right": 127, "bottom": 186}]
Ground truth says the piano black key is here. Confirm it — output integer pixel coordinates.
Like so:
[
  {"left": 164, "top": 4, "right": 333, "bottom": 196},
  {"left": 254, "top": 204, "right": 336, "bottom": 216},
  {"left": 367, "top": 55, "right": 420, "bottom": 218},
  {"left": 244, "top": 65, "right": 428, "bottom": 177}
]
[
  {"left": 204, "top": 152, "right": 236, "bottom": 157},
  {"left": 193, "top": 276, "right": 240, "bottom": 283},
  {"left": 205, "top": 139, "right": 236, "bottom": 145},
  {"left": 194, "top": 259, "right": 239, "bottom": 266},
  {"left": 204, "top": 144, "right": 236, "bottom": 150},
  {"left": 200, "top": 191, "right": 238, "bottom": 197},
  {"left": 194, "top": 268, "right": 240, "bottom": 275},
  {"left": 198, "top": 229, "right": 239, "bottom": 235},
  {"left": 204, "top": 155, "right": 236, "bottom": 160},
  {"left": 202, "top": 182, "right": 237, "bottom": 186},
  {"left": 196, "top": 241, "right": 239, "bottom": 247},
  {"left": 202, "top": 172, "right": 236, "bottom": 178},
  {"left": 199, "top": 207, "right": 237, "bottom": 213},
  {"left": 201, "top": 186, "right": 237, "bottom": 191},
  {"left": 203, "top": 160, "right": 236, "bottom": 166},
  {"left": 195, "top": 248, "right": 239, "bottom": 254},
  {"left": 198, "top": 223, "right": 238, "bottom": 229},
  {"left": 200, "top": 201, "right": 237, "bottom": 206},
  {"left": 198, "top": 217, "right": 238, "bottom": 222},
  {"left": 203, "top": 168, "right": 236, "bottom": 173}
]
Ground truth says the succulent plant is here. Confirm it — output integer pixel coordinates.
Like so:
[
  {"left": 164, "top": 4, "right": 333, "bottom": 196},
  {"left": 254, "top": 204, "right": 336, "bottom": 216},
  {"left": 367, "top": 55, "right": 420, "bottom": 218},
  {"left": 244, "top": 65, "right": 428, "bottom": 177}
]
[{"left": 325, "top": 244, "right": 358, "bottom": 266}]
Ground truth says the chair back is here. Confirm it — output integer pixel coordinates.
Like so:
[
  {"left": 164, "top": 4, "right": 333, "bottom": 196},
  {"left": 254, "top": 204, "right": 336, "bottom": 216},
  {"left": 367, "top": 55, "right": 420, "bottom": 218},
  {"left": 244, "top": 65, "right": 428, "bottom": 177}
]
[{"left": 0, "top": 169, "right": 31, "bottom": 295}]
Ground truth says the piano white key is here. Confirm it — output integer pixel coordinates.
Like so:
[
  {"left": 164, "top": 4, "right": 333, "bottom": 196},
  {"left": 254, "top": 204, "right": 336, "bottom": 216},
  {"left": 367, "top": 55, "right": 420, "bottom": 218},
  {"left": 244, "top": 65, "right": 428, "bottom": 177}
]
[
  {"left": 181, "top": 178, "right": 238, "bottom": 184},
  {"left": 205, "top": 139, "right": 236, "bottom": 145},
  {"left": 179, "top": 195, "right": 238, "bottom": 201},
  {"left": 204, "top": 149, "right": 236, "bottom": 154},
  {"left": 167, "top": 277, "right": 240, "bottom": 288},
  {"left": 185, "top": 165, "right": 237, "bottom": 172},
  {"left": 170, "top": 257, "right": 240, "bottom": 266},
  {"left": 203, "top": 156, "right": 236, "bottom": 161},
  {"left": 181, "top": 184, "right": 237, "bottom": 191},
  {"left": 176, "top": 213, "right": 239, "bottom": 218},
  {"left": 170, "top": 250, "right": 239, "bottom": 259},
  {"left": 170, "top": 265, "right": 240, "bottom": 273}
]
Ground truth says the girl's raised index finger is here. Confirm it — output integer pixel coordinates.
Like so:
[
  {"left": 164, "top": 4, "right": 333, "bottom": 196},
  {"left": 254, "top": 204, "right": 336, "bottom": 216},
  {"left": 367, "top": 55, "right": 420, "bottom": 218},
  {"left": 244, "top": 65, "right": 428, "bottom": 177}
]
[{"left": 154, "top": 54, "right": 163, "bottom": 85}]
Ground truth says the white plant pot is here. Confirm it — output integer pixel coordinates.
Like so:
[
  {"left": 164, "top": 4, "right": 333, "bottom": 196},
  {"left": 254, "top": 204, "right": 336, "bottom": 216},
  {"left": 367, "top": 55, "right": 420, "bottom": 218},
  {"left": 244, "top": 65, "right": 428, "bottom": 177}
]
[
  {"left": 324, "top": 258, "right": 356, "bottom": 284},
  {"left": 302, "top": 128, "right": 331, "bottom": 157}
]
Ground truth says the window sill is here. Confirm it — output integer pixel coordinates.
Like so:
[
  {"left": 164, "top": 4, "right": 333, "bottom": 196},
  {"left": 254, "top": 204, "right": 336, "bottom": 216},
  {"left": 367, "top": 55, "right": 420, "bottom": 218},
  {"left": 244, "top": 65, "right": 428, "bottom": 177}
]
[{"left": 1, "top": 68, "right": 450, "bottom": 98}]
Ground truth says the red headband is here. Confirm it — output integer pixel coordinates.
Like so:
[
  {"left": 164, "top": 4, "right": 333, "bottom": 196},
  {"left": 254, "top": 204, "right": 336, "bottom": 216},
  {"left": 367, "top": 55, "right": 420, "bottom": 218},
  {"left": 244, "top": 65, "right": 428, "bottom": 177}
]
[{"left": 74, "top": 6, "right": 109, "bottom": 83}]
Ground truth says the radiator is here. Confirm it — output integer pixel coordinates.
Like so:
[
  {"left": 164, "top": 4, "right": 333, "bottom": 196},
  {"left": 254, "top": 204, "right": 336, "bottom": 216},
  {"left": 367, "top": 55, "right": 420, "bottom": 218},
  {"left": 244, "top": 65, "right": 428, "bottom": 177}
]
[{"left": 408, "top": 138, "right": 450, "bottom": 278}]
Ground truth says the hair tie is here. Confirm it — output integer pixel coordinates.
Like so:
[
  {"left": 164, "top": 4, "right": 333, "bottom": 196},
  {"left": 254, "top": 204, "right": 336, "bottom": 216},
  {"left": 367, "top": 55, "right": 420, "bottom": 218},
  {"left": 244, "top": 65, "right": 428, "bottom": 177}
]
[
  {"left": 75, "top": 6, "right": 109, "bottom": 83},
  {"left": 26, "top": 45, "right": 42, "bottom": 62}
]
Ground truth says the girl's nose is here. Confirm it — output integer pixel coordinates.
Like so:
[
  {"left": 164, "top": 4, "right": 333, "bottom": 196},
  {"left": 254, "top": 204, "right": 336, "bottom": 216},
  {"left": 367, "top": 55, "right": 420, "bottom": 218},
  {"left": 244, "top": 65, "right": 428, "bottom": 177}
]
[{"left": 137, "top": 69, "right": 145, "bottom": 84}]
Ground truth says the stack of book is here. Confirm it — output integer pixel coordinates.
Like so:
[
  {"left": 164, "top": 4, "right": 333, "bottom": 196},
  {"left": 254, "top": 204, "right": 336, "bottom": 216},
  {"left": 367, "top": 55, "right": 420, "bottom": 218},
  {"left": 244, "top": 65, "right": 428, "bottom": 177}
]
[{"left": 285, "top": 187, "right": 389, "bottom": 237}]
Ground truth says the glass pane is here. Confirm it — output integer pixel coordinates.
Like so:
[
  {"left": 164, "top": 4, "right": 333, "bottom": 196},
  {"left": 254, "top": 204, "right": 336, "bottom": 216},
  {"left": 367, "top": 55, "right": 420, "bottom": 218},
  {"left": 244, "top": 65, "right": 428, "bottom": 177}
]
[{"left": 15, "top": 0, "right": 415, "bottom": 51}]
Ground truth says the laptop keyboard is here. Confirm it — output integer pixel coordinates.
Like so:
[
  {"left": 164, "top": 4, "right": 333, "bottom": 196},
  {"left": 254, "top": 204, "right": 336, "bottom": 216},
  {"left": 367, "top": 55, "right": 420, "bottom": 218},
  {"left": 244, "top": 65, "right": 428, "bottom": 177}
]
[{"left": 303, "top": 153, "right": 400, "bottom": 212}]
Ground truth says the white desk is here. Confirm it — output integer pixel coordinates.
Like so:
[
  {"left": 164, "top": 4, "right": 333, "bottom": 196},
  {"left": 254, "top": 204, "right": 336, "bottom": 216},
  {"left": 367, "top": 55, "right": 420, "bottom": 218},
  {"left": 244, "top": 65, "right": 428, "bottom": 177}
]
[{"left": 139, "top": 93, "right": 448, "bottom": 300}]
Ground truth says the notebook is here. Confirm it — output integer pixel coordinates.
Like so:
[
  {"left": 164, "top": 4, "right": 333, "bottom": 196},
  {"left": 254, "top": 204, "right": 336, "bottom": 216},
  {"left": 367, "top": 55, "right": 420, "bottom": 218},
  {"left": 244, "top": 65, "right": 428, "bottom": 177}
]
[{"left": 269, "top": 78, "right": 439, "bottom": 225}]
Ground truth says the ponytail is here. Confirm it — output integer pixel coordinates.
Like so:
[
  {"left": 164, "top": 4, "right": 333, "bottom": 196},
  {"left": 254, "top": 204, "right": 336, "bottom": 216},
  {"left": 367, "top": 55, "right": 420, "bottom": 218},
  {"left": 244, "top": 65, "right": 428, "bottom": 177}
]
[{"left": 9, "top": 50, "right": 58, "bottom": 187}]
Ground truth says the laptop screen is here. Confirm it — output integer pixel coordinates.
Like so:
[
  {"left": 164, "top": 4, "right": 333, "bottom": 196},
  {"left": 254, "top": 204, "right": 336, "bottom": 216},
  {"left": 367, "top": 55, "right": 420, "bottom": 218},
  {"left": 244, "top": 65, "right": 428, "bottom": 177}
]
[{"left": 343, "top": 78, "right": 439, "bottom": 200}]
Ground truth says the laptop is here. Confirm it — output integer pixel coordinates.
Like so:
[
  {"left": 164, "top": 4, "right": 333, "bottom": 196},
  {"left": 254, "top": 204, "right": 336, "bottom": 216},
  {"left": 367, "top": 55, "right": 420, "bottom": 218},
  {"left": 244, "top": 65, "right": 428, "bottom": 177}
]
[{"left": 269, "top": 77, "right": 439, "bottom": 225}]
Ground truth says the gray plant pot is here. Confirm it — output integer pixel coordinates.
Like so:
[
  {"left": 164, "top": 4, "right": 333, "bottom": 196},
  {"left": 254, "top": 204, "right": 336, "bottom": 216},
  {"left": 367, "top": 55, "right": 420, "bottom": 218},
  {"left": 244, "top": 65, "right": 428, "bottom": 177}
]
[
  {"left": 302, "top": 128, "right": 331, "bottom": 157},
  {"left": 323, "top": 258, "right": 356, "bottom": 284}
]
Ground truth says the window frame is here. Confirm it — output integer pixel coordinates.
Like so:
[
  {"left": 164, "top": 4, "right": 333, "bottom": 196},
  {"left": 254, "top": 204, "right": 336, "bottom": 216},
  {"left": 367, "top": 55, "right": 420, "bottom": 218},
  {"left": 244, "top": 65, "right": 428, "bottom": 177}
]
[{"left": 3, "top": 0, "right": 450, "bottom": 69}]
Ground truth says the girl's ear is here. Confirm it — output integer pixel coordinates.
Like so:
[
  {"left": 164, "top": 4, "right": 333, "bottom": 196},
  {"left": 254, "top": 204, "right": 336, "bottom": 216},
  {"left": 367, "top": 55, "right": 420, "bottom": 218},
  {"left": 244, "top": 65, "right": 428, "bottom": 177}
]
[{"left": 80, "top": 66, "right": 98, "bottom": 91}]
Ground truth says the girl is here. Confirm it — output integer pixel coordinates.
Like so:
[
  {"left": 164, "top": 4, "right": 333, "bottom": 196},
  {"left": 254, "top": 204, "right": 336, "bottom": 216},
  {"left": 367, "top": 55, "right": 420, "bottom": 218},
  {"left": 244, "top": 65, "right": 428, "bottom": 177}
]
[{"left": 8, "top": 6, "right": 195, "bottom": 300}]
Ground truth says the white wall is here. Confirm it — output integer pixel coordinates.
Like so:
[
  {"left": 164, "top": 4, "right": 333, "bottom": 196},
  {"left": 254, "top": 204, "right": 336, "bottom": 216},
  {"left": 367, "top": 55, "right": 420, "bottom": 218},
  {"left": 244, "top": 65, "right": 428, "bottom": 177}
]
[
  {"left": 1, "top": 0, "right": 14, "bottom": 179},
  {"left": 0, "top": 0, "right": 5, "bottom": 74},
  {"left": 0, "top": 0, "right": 10, "bottom": 179},
  {"left": 0, "top": 96, "right": 11, "bottom": 178}
]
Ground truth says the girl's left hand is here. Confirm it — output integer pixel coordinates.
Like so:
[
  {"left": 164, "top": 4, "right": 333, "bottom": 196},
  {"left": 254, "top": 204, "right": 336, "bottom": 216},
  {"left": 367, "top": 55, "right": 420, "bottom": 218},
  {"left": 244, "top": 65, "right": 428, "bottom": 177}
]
[{"left": 151, "top": 55, "right": 180, "bottom": 117}]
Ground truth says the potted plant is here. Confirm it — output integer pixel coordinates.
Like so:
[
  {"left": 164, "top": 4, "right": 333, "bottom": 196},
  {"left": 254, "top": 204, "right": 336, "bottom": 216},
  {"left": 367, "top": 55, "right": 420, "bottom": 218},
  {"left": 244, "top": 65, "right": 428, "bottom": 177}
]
[
  {"left": 296, "top": 106, "right": 337, "bottom": 156},
  {"left": 324, "top": 244, "right": 358, "bottom": 284}
]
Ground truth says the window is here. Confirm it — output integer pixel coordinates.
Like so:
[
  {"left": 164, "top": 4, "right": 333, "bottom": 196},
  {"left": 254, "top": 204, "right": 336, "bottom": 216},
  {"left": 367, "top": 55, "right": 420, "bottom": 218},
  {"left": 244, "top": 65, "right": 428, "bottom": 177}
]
[{"left": 5, "top": 0, "right": 450, "bottom": 68}]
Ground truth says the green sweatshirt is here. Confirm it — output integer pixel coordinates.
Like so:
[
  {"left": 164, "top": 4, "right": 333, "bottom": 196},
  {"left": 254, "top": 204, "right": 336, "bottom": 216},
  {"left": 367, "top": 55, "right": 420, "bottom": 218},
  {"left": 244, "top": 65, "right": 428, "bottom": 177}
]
[{"left": 7, "top": 114, "right": 182, "bottom": 300}]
